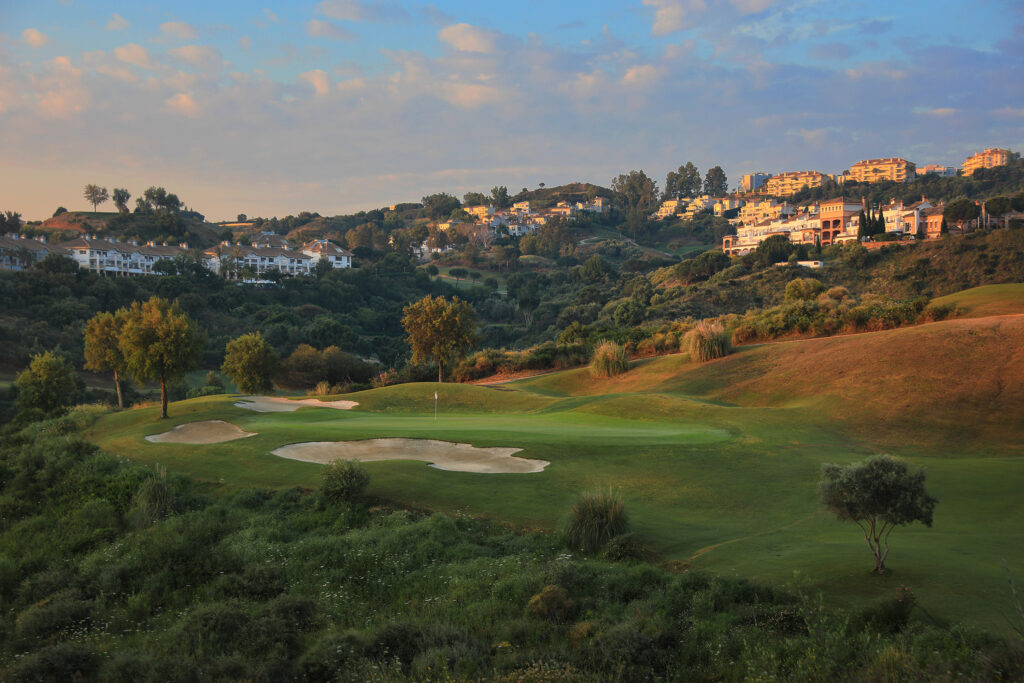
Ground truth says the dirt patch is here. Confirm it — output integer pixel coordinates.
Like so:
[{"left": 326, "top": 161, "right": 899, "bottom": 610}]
[
  {"left": 234, "top": 396, "right": 359, "bottom": 412},
  {"left": 146, "top": 420, "right": 256, "bottom": 444},
  {"left": 272, "top": 438, "right": 549, "bottom": 474}
]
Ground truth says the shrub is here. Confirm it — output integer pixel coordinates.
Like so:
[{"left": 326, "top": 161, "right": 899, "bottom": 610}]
[
  {"left": 590, "top": 341, "right": 629, "bottom": 378},
  {"left": 603, "top": 533, "right": 651, "bottom": 562},
  {"left": 526, "top": 585, "right": 576, "bottom": 624},
  {"left": 785, "top": 277, "right": 826, "bottom": 301},
  {"left": 563, "top": 489, "right": 630, "bottom": 554},
  {"left": 686, "top": 320, "right": 733, "bottom": 362},
  {"left": 322, "top": 459, "right": 370, "bottom": 503}
]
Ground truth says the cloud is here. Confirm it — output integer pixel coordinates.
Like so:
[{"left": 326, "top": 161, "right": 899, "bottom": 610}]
[
  {"left": 238, "top": 36, "right": 252, "bottom": 51},
  {"left": 317, "top": 0, "right": 409, "bottom": 23},
  {"left": 114, "top": 43, "right": 156, "bottom": 70},
  {"left": 621, "top": 64, "right": 662, "bottom": 88},
  {"left": 22, "top": 28, "right": 50, "bottom": 48},
  {"left": 729, "top": 0, "right": 779, "bottom": 15},
  {"left": 993, "top": 106, "right": 1024, "bottom": 117},
  {"left": 299, "top": 69, "right": 331, "bottom": 95},
  {"left": 438, "top": 24, "right": 498, "bottom": 53},
  {"left": 166, "top": 92, "right": 200, "bottom": 117},
  {"left": 169, "top": 44, "right": 224, "bottom": 70},
  {"left": 161, "top": 22, "right": 199, "bottom": 41},
  {"left": 106, "top": 13, "right": 129, "bottom": 31},
  {"left": 442, "top": 82, "right": 501, "bottom": 108},
  {"left": 34, "top": 56, "right": 90, "bottom": 118},
  {"left": 306, "top": 19, "right": 356, "bottom": 41},
  {"left": 642, "top": 0, "right": 707, "bottom": 36}
]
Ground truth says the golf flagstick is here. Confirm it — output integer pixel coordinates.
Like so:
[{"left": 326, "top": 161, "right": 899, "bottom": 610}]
[{"left": 434, "top": 391, "right": 438, "bottom": 420}]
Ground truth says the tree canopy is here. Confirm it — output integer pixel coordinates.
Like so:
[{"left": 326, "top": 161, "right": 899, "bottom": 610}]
[
  {"left": 611, "top": 170, "right": 658, "bottom": 238},
  {"left": 221, "top": 332, "right": 279, "bottom": 395},
  {"left": 819, "top": 455, "right": 937, "bottom": 573},
  {"left": 83, "top": 184, "right": 109, "bottom": 212},
  {"left": 401, "top": 295, "right": 478, "bottom": 382},
  {"left": 703, "top": 166, "right": 729, "bottom": 197},
  {"left": 119, "top": 297, "right": 203, "bottom": 418},
  {"left": 15, "top": 351, "right": 82, "bottom": 418},
  {"left": 83, "top": 310, "right": 128, "bottom": 408}
]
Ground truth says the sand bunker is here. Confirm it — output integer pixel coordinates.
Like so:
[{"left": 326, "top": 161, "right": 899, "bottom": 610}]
[
  {"left": 234, "top": 396, "right": 359, "bottom": 413},
  {"left": 146, "top": 420, "right": 257, "bottom": 445},
  {"left": 272, "top": 439, "right": 549, "bottom": 474}
]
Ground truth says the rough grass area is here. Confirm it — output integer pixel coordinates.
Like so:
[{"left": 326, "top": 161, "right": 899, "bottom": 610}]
[
  {"left": 90, "top": 314, "right": 1024, "bottom": 634},
  {"left": 930, "top": 283, "right": 1024, "bottom": 318}
]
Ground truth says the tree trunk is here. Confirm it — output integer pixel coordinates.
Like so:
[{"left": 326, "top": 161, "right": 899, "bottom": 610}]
[
  {"left": 114, "top": 369, "right": 123, "bottom": 409},
  {"left": 160, "top": 375, "right": 169, "bottom": 419},
  {"left": 438, "top": 362, "right": 443, "bottom": 383}
]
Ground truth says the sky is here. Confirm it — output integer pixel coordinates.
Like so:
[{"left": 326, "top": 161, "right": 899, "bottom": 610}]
[{"left": 1, "top": 0, "right": 1022, "bottom": 221}]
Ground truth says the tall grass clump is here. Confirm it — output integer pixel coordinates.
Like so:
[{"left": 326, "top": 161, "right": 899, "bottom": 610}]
[
  {"left": 590, "top": 341, "right": 629, "bottom": 378},
  {"left": 563, "top": 489, "right": 630, "bottom": 554},
  {"left": 686, "top": 320, "right": 733, "bottom": 362},
  {"left": 322, "top": 459, "right": 370, "bottom": 503}
]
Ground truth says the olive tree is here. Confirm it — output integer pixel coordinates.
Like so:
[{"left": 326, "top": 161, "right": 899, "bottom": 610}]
[
  {"left": 15, "top": 351, "right": 83, "bottom": 418},
  {"left": 819, "top": 455, "right": 937, "bottom": 573},
  {"left": 84, "top": 310, "right": 128, "bottom": 408}
]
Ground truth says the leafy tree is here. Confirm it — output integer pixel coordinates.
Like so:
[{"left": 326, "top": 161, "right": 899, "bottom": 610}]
[
  {"left": 83, "top": 184, "right": 109, "bottom": 212},
  {"left": 857, "top": 209, "right": 869, "bottom": 239},
  {"left": 985, "top": 196, "right": 1013, "bottom": 226},
  {"left": 237, "top": 213, "right": 247, "bottom": 222},
  {"left": 221, "top": 332, "right": 279, "bottom": 394},
  {"left": 83, "top": 310, "right": 128, "bottom": 408},
  {"left": 490, "top": 186, "right": 511, "bottom": 209},
  {"left": 401, "top": 295, "right": 478, "bottom": 382},
  {"left": 421, "top": 193, "right": 461, "bottom": 220},
  {"left": 943, "top": 198, "right": 981, "bottom": 232},
  {"left": 754, "top": 234, "right": 793, "bottom": 266},
  {"left": 15, "top": 351, "right": 83, "bottom": 417},
  {"left": 111, "top": 188, "right": 131, "bottom": 213},
  {"left": 463, "top": 192, "right": 488, "bottom": 206},
  {"left": 1, "top": 210, "right": 21, "bottom": 231},
  {"left": 119, "top": 297, "right": 203, "bottom": 419},
  {"left": 611, "top": 170, "right": 658, "bottom": 239},
  {"left": 52, "top": 206, "right": 67, "bottom": 217},
  {"left": 703, "top": 166, "right": 728, "bottom": 197},
  {"left": 819, "top": 455, "right": 937, "bottom": 573}
]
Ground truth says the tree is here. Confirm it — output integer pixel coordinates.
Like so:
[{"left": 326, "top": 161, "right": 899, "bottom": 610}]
[
  {"left": 463, "top": 191, "right": 487, "bottom": 207},
  {"left": 237, "top": 213, "right": 247, "bottom": 222},
  {"left": 83, "top": 310, "right": 128, "bottom": 408},
  {"left": 2, "top": 210, "right": 22, "bottom": 231},
  {"left": 52, "top": 206, "right": 67, "bottom": 217},
  {"left": 119, "top": 297, "right": 203, "bottom": 419},
  {"left": 490, "top": 186, "right": 511, "bottom": 209},
  {"left": 15, "top": 351, "right": 83, "bottom": 418},
  {"left": 678, "top": 162, "right": 701, "bottom": 197},
  {"left": 449, "top": 267, "right": 468, "bottom": 284},
  {"left": 610, "top": 170, "right": 658, "bottom": 239},
  {"left": 401, "top": 295, "right": 478, "bottom": 382},
  {"left": 703, "top": 166, "right": 728, "bottom": 197},
  {"left": 111, "top": 188, "right": 131, "bottom": 213},
  {"left": 819, "top": 455, "right": 937, "bottom": 573},
  {"left": 83, "top": 184, "right": 109, "bottom": 212},
  {"left": 943, "top": 198, "right": 981, "bottom": 232},
  {"left": 421, "top": 193, "right": 461, "bottom": 220},
  {"left": 754, "top": 234, "right": 793, "bottom": 266},
  {"left": 221, "top": 332, "right": 279, "bottom": 394}
]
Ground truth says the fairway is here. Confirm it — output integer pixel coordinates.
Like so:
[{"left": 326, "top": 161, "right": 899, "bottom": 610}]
[{"left": 91, "top": 315, "right": 1024, "bottom": 634}]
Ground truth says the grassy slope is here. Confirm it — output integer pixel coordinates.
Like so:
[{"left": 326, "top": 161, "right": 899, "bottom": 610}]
[
  {"left": 931, "top": 283, "right": 1024, "bottom": 318},
  {"left": 90, "top": 306, "right": 1024, "bottom": 633}
]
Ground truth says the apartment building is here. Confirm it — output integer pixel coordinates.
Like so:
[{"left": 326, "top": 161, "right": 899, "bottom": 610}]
[
  {"left": 741, "top": 173, "right": 771, "bottom": 192},
  {"left": 301, "top": 239, "right": 353, "bottom": 269},
  {"left": 962, "top": 148, "right": 1012, "bottom": 176},
  {"left": 734, "top": 199, "right": 793, "bottom": 226},
  {"left": 0, "top": 234, "right": 61, "bottom": 270},
  {"left": 880, "top": 198, "right": 933, "bottom": 235},
  {"left": 654, "top": 198, "right": 685, "bottom": 219},
  {"left": 847, "top": 157, "right": 916, "bottom": 183},
  {"left": 918, "top": 164, "right": 957, "bottom": 177},
  {"left": 766, "top": 171, "right": 826, "bottom": 196},
  {"left": 819, "top": 197, "right": 863, "bottom": 245},
  {"left": 61, "top": 237, "right": 188, "bottom": 275}
]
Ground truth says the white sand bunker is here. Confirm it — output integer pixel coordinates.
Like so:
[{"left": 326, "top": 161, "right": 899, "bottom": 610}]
[
  {"left": 146, "top": 420, "right": 257, "bottom": 445},
  {"left": 272, "top": 439, "right": 549, "bottom": 474},
  {"left": 234, "top": 396, "right": 359, "bottom": 413}
]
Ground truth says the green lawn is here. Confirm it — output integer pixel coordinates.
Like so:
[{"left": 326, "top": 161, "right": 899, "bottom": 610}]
[
  {"left": 91, "top": 362, "right": 1024, "bottom": 635},
  {"left": 931, "top": 282, "right": 1024, "bottom": 318}
]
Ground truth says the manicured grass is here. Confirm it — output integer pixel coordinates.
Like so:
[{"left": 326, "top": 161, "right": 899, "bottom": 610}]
[
  {"left": 931, "top": 283, "right": 1024, "bottom": 318},
  {"left": 90, "top": 316, "right": 1024, "bottom": 634}
]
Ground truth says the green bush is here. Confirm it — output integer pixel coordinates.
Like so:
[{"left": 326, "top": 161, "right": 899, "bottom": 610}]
[
  {"left": 321, "top": 459, "right": 370, "bottom": 503},
  {"left": 563, "top": 489, "right": 630, "bottom": 554},
  {"left": 686, "top": 320, "right": 733, "bottom": 362},
  {"left": 590, "top": 341, "right": 629, "bottom": 378}
]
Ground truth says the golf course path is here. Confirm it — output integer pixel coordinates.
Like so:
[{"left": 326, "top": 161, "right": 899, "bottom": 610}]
[
  {"left": 145, "top": 420, "right": 257, "bottom": 444},
  {"left": 685, "top": 512, "right": 820, "bottom": 564},
  {"left": 272, "top": 438, "right": 549, "bottom": 474},
  {"left": 234, "top": 396, "right": 359, "bottom": 412}
]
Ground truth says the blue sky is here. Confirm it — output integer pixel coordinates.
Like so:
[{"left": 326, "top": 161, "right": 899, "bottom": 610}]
[{"left": 1, "top": 0, "right": 1021, "bottom": 220}]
